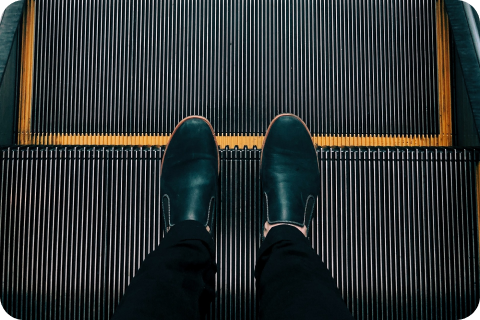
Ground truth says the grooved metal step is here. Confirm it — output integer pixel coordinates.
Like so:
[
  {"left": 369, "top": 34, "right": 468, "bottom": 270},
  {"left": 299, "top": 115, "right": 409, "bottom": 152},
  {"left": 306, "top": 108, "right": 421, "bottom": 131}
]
[
  {"left": 1, "top": 146, "right": 478, "bottom": 320},
  {"left": 19, "top": 0, "right": 447, "bottom": 141}
]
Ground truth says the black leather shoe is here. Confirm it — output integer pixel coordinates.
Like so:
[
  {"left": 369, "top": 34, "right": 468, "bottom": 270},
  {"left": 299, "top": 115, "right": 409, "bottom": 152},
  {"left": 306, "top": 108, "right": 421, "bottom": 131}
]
[
  {"left": 161, "top": 116, "right": 219, "bottom": 233},
  {"left": 260, "top": 114, "right": 320, "bottom": 236}
]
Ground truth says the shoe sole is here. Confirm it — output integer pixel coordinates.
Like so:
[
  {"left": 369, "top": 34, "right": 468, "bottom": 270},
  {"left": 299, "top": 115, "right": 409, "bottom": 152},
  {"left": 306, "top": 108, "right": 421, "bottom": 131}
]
[{"left": 161, "top": 115, "right": 220, "bottom": 176}]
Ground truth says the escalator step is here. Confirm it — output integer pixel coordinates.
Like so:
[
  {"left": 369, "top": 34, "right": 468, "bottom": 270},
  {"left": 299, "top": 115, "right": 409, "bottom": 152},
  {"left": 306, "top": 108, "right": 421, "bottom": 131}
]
[
  {"left": 1, "top": 146, "right": 478, "bottom": 319},
  {"left": 21, "top": 0, "right": 442, "bottom": 139}
]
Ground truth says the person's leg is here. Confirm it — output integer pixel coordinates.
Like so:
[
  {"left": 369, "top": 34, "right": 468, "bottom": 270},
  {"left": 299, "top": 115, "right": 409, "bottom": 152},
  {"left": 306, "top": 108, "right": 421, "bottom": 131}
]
[
  {"left": 256, "top": 224, "right": 353, "bottom": 320},
  {"left": 112, "top": 220, "right": 216, "bottom": 320},
  {"left": 113, "top": 116, "right": 220, "bottom": 320},
  {"left": 256, "top": 114, "right": 353, "bottom": 320}
]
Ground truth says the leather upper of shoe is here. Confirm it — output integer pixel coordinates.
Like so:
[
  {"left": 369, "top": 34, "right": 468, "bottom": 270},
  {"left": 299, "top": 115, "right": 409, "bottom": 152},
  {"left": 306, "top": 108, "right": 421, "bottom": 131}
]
[
  {"left": 261, "top": 114, "right": 320, "bottom": 232},
  {"left": 160, "top": 117, "right": 219, "bottom": 232}
]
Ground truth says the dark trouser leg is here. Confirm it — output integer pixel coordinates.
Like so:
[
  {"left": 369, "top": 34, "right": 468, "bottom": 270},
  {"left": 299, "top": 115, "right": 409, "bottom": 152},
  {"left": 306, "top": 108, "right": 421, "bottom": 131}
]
[
  {"left": 112, "top": 220, "right": 217, "bottom": 320},
  {"left": 255, "top": 225, "right": 353, "bottom": 320}
]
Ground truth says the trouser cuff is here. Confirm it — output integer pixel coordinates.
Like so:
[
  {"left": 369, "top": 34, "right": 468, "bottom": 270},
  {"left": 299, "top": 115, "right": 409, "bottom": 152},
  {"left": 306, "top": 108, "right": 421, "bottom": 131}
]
[
  {"left": 163, "top": 220, "right": 215, "bottom": 257},
  {"left": 258, "top": 224, "right": 310, "bottom": 257}
]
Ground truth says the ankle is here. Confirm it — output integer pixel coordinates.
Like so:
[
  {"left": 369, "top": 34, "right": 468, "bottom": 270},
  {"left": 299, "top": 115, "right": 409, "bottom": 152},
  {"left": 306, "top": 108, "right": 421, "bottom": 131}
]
[{"left": 263, "top": 222, "right": 307, "bottom": 238}]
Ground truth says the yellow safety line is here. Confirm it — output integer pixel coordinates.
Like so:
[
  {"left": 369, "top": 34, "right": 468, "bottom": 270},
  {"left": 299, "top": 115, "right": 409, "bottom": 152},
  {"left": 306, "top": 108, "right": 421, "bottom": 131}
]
[
  {"left": 17, "top": 0, "right": 453, "bottom": 148},
  {"left": 44, "top": 134, "right": 172, "bottom": 147},
  {"left": 22, "top": 133, "right": 449, "bottom": 149},
  {"left": 437, "top": 0, "right": 452, "bottom": 147},
  {"left": 18, "top": 0, "right": 35, "bottom": 145},
  {"left": 313, "top": 134, "right": 442, "bottom": 148}
]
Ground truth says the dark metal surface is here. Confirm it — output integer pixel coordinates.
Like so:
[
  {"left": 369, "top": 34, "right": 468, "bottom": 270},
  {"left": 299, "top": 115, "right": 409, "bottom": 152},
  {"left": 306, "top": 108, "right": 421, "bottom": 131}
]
[
  {"left": 451, "top": 38, "right": 480, "bottom": 146},
  {"left": 30, "top": 0, "right": 439, "bottom": 136},
  {"left": 0, "top": 1, "right": 23, "bottom": 84},
  {"left": 0, "top": 1, "right": 23, "bottom": 146},
  {"left": 313, "top": 147, "right": 480, "bottom": 320},
  {"left": 1, "top": 146, "right": 478, "bottom": 320},
  {"left": 445, "top": 0, "right": 480, "bottom": 144}
]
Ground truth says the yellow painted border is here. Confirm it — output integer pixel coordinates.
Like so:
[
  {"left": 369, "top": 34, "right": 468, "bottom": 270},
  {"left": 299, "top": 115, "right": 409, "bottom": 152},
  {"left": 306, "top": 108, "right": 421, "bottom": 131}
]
[
  {"left": 24, "top": 133, "right": 446, "bottom": 149},
  {"left": 437, "top": 0, "right": 452, "bottom": 146},
  {"left": 17, "top": 0, "right": 453, "bottom": 148},
  {"left": 18, "top": 0, "right": 35, "bottom": 145}
]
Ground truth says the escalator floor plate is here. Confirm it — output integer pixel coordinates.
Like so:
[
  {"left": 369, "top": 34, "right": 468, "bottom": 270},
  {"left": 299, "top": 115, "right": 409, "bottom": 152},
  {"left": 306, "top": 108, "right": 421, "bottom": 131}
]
[{"left": 1, "top": 146, "right": 478, "bottom": 320}]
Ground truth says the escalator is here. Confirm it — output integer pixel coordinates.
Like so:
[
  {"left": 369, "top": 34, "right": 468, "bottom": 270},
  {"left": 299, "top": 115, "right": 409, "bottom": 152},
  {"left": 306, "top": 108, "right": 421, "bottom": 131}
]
[{"left": 0, "top": 0, "right": 479, "bottom": 319}]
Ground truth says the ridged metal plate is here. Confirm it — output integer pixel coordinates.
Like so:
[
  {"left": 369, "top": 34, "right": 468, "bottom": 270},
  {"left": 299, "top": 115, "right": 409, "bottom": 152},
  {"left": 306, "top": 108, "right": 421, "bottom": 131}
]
[
  {"left": 30, "top": 0, "right": 439, "bottom": 135},
  {"left": 1, "top": 147, "right": 478, "bottom": 319}
]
